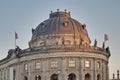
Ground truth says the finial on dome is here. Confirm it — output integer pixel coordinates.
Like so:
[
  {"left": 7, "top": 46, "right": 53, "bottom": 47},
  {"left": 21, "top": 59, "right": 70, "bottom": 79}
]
[
  {"left": 64, "top": 9, "right": 67, "bottom": 12},
  {"left": 57, "top": 9, "right": 59, "bottom": 12}
]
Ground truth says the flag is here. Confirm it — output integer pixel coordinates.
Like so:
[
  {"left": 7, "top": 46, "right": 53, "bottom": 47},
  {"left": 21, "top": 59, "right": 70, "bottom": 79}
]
[
  {"left": 104, "top": 34, "right": 109, "bottom": 41},
  {"left": 15, "top": 32, "right": 18, "bottom": 39}
]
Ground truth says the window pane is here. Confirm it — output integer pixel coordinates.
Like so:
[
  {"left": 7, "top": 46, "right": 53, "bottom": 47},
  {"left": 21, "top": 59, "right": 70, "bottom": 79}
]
[
  {"left": 24, "top": 64, "right": 28, "bottom": 70},
  {"left": 85, "top": 61, "right": 90, "bottom": 68},
  {"left": 97, "top": 62, "right": 100, "bottom": 68},
  {"left": 69, "top": 60, "right": 75, "bottom": 67},
  {"left": 51, "top": 61, "right": 58, "bottom": 68},
  {"left": 36, "top": 62, "right": 41, "bottom": 69}
]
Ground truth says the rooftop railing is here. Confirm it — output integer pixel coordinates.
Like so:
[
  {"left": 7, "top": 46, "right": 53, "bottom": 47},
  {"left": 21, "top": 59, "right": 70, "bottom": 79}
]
[{"left": 21, "top": 44, "right": 110, "bottom": 56}]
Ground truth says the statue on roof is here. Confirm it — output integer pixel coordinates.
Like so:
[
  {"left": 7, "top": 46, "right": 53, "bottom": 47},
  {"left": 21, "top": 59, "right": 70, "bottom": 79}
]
[
  {"left": 94, "top": 39, "right": 97, "bottom": 48},
  {"left": 15, "top": 46, "right": 22, "bottom": 57},
  {"left": 106, "top": 46, "right": 111, "bottom": 56},
  {"left": 102, "top": 42, "right": 105, "bottom": 49}
]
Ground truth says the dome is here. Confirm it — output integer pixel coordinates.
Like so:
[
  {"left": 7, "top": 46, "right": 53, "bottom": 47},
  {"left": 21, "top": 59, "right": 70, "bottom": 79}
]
[{"left": 29, "top": 11, "right": 91, "bottom": 48}]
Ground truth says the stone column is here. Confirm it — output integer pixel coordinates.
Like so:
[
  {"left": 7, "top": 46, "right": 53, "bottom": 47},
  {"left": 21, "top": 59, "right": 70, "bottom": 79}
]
[
  {"left": 28, "top": 62, "right": 31, "bottom": 80},
  {"left": 16, "top": 64, "right": 19, "bottom": 80},
  {"left": 102, "top": 61, "right": 106, "bottom": 80},
  {"left": 93, "top": 58, "right": 96, "bottom": 80},
  {"left": 46, "top": 59, "right": 49, "bottom": 80},
  {"left": 43, "top": 60, "right": 47, "bottom": 80},
  {"left": 79, "top": 57, "right": 82, "bottom": 80},
  {"left": 80, "top": 57, "right": 84, "bottom": 80},
  {"left": 61, "top": 57, "right": 66, "bottom": 80},
  {"left": 107, "top": 64, "right": 109, "bottom": 80},
  {"left": 102, "top": 60, "right": 104, "bottom": 80}
]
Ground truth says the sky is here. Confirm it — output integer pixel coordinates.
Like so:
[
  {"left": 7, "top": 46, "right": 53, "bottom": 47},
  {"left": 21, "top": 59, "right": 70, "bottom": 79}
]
[{"left": 0, "top": 0, "right": 120, "bottom": 79}]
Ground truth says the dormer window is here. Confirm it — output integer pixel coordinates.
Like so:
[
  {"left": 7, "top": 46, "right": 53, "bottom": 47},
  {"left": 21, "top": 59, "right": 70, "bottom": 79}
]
[
  {"left": 40, "top": 42, "right": 45, "bottom": 46},
  {"left": 41, "top": 22, "right": 46, "bottom": 28},
  {"left": 63, "top": 21, "right": 69, "bottom": 27},
  {"left": 82, "top": 24, "right": 86, "bottom": 29}
]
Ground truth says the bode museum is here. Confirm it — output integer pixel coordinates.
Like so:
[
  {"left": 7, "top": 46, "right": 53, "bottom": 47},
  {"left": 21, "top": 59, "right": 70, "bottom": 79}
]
[{"left": 0, "top": 10, "right": 110, "bottom": 80}]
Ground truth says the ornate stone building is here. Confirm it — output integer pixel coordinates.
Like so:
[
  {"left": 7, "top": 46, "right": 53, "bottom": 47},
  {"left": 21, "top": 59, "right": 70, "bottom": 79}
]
[
  {"left": 110, "top": 70, "right": 120, "bottom": 80},
  {"left": 0, "top": 10, "right": 110, "bottom": 80}
]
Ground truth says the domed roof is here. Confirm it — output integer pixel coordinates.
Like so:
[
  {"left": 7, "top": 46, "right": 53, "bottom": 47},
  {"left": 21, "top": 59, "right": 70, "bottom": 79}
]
[
  {"left": 32, "top": 11, "right": 89, "bottom": 39},
  {"left": 29, "top": 10, "right": 91, "bottom": 48}
]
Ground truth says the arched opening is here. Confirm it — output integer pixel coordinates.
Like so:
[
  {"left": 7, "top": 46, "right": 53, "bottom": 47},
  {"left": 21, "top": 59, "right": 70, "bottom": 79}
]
[
  {"left": 35, "top": 75, "right": 41, "bottom": 80},
  {"left": 68, "top": 73, "right": 76, "bottom": 80},
  {"left": 51, "top": 74, "right": 58, "bottom": 80},
  {"left": 85, "top": 73, "right": 91, "bottom": 80},
  {"left": 24, "top": 76, "right": 28, "bottom": 80},
  {"left": 97, "top": 74, "right": 101, "bottom": 80}
]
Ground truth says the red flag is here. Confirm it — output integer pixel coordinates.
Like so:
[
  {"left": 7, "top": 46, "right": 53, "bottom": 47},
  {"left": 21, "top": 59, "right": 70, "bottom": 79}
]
[
  {"left": 15, "top": 32, "right": 18, "bottom": 39},
  {"left": 104, "top": 34, "right": 109, "bottom": 41}
]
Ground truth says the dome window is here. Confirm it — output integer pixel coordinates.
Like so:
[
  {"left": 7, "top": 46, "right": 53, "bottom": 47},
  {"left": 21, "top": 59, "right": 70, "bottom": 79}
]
[
  {"left": 41, "top": 22, "right": 46, "bottom": 28},
  {"left": 40, "top": 42, "right": 45, "bottom": 46},
  {"left": 63, "top": 21, "right": 69, "bottom": 27},
  {"left": 82, "top": 24, "right": 86, "bottom": 29}
]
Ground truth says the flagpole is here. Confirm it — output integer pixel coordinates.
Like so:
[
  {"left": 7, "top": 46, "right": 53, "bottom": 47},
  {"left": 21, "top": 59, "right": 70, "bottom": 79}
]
[
  {"left": 15, "top": 32, "right": 18, "bottom": 49},
  {"left": 15, "top": 32, "right": 16, "bottom": 49},
  {"left": 15, "top": 36, "right": 16, "bottom": 49},
  {"left": 104, "top": 34, "right": 106, "bottom": 49},
  {"left": 103, "top": 34, "right": 109, "bottom": 49}
]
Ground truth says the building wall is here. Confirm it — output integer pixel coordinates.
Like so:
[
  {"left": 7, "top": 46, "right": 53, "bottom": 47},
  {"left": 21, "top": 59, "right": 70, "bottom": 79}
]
[{"left": 0, "top": 51, "right": 109, "bottom": 80}]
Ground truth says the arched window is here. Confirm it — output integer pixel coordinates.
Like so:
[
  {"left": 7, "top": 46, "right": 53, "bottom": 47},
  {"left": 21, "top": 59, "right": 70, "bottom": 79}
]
[
  {"left": 35, "top": 75, "right": 41, "bottom": 80},
  {"left": 97, "top": 62, "right": 101, "bottom": 69},
  {"left": 50, "top": 74, "right": 58, "bottom": 80},
  {"left": 85, "top": 73, "right": 91, "bottom": 80},
  {"left": 97, "top": 74, "right": 101, "bottom": 80},
  {"left": 68, "top": 73, "right": 76, "bottom": 80},
  {"left": 24, "top": 64, "right": 28, "bottom": 71},
  {"left": 24, "top": 76, "right": 28, "bottom": 80}
]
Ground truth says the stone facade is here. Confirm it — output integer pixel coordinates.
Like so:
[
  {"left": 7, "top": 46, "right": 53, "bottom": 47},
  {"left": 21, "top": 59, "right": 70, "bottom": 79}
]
[{"left": 0, "top": 10, "right": 110, "bottom": 80}]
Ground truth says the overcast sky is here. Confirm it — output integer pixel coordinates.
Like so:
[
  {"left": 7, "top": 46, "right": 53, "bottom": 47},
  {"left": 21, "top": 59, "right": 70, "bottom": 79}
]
[{"left": 0, "top": 0, "right": 120, "bottom": 79}]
